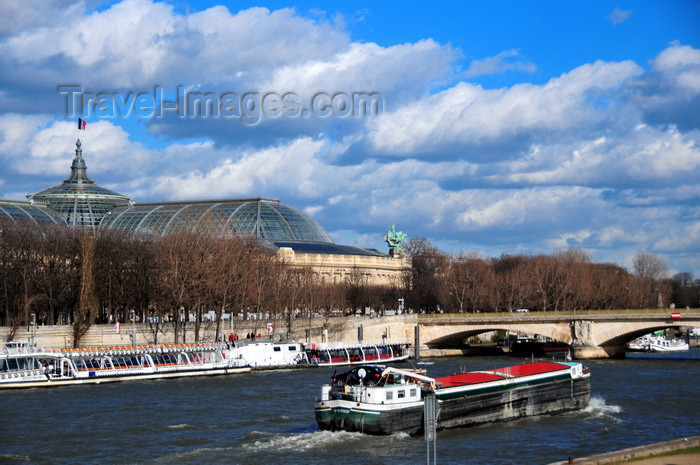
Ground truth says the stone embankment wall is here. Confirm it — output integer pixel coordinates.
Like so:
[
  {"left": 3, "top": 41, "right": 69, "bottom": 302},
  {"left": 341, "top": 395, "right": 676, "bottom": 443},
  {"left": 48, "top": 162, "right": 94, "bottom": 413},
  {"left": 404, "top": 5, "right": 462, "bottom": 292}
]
[{"left": 1, "top": 315, "right": 416, "bottom": 349}]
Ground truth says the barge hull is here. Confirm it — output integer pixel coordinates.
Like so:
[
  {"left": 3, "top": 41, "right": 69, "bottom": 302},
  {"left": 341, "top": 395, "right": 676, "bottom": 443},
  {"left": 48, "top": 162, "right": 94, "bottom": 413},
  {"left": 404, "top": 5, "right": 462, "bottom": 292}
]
[{"left": 315, "top": 376, "right": 590, "bottom": 436}]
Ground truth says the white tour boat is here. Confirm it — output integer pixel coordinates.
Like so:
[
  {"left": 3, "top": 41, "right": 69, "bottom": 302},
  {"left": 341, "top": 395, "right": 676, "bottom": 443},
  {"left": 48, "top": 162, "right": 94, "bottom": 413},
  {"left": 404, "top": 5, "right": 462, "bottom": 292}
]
[
  {"left": 649, "top": 338, "right": 689, "bottom": 352},
  {"left": 0, "top": 341, "right": 250, "bottom": 389},
  {"left": 305, "top": 342, "right": 409, "bottom": 367},
  {"left": 627, "top": 334, "right": 689, "bottom": 353},
  {"left": 228, "top": 340, "right": 307, "bottom": 368}
]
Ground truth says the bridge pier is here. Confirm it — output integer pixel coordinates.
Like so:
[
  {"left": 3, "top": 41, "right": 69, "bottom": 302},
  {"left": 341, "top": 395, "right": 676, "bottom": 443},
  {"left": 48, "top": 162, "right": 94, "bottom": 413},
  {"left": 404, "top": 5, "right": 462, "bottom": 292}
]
[{"left": 572, "top": 345, "right": 626, "bottom": 359}]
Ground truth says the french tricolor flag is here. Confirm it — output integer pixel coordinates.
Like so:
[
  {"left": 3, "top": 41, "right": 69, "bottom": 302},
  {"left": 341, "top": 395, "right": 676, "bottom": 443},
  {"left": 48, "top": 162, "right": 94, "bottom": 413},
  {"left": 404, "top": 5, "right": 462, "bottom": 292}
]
[{"left": 78, "top": 118, "right": 87, "bottom": 130}]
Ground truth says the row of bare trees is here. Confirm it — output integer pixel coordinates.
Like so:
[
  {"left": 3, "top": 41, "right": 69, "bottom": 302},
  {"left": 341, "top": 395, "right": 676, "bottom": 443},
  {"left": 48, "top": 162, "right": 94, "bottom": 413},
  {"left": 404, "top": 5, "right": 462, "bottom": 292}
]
[
  {"left": 404, "top": 238, "right": 699, "bottom": 313},
  {"left": 1, "top": 220, "right": 698, "bottom": 345},
  {"left": 0, "top": 221, "right": 397, "bottom": 346}
]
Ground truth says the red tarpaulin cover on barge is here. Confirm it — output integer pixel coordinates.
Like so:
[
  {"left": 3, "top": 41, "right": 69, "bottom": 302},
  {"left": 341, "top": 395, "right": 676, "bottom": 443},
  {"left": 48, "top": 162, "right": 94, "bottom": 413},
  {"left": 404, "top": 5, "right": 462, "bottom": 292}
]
[{"left": 435, "top": 362, "right": 570, "bottom": 388}]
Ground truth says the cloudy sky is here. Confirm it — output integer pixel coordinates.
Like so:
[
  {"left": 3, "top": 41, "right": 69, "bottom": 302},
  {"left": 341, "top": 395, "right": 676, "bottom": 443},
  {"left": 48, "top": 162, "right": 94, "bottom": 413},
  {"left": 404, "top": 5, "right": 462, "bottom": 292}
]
[{"left": 1, "top": 0, "right": 699, "bottom": 277}]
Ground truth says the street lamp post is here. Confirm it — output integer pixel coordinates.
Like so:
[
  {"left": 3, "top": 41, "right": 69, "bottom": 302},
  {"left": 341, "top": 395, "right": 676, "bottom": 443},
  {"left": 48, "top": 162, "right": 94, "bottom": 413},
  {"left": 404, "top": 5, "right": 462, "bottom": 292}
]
[
  {"left": 30, "top": 313, "right": 36, "bottom": 345},
  {"left": 130, "top": 309, "right": 136, "bottom": 345}
]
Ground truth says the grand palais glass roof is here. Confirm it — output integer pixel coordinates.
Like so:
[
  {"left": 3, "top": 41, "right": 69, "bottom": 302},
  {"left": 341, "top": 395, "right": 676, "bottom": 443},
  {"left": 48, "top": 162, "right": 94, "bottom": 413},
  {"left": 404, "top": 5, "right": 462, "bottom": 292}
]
[
  {"left": 5, "top": 140, "right": 342, "bottom": 247},
  {"left": 0, "top": 200, "right": 67, "bottom": 225},
  {"left": 100, "top": 198, "right": 335, "bottom": 243},
  {"left": 26, "top": 139, "right": 130, "bottom": 229}
]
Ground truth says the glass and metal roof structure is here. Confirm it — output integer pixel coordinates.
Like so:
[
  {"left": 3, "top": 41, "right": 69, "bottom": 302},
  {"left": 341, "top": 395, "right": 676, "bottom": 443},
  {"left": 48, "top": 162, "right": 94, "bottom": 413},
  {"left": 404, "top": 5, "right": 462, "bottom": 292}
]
[
  {"left": 5, "top": 139, "right": 361, "bottom": 249},
  {"left": 100, "top": 198, "right": 335, "bottom": 243},
  {"left": 0, "top": 200, "right": 67, "bottom": 225},
  {"left": 26, "top": 139, "right": 130, "bottom": 230}
]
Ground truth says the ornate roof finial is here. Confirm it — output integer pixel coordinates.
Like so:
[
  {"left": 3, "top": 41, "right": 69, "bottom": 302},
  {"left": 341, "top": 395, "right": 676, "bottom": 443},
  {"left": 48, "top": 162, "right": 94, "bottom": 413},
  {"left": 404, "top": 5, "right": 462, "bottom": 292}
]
[{"left": 65, "top": 138, "right": 94, "bottom": 184}]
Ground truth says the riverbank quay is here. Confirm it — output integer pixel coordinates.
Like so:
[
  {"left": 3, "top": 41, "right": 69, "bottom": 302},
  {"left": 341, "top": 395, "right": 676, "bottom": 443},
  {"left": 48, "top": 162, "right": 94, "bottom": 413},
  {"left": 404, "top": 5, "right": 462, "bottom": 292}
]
[
  {"left": 0, "top": 315, "right": 413, "bottom": 349},
  {"left": 548, "top": 435, "right": 700, "bottom": 465}
]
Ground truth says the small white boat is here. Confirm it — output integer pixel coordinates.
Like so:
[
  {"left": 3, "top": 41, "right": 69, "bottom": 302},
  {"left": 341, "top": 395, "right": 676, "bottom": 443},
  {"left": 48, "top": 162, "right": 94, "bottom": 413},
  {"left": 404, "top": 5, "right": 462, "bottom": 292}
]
[
  {"left": 0, "top": 341, "right": 250, "bottom": 389},
  {"left": 627, "top": 335, "right": 651, "bottom": 352},
  {"left": 649, "top": 338, "right": 689, "bottom": 352}
]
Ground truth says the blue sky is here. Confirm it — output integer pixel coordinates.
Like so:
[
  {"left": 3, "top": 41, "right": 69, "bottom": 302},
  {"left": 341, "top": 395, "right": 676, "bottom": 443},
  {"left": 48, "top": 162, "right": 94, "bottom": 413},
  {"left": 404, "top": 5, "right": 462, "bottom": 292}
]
[{"left": 1, "top": 0, "right": 699, "bottom": 277}]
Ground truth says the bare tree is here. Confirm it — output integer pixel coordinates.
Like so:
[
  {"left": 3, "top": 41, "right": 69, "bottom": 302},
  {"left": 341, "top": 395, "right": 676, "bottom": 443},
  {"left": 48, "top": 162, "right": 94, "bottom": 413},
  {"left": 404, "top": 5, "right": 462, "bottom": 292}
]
[
  {"left": 405, "top": 238, "right": 446, "bottom": 313},
  {"left": 632, "top": 251, "right": 667, "bottom": 281},
  {"left": 156, "top": 232, "right": 213, "bottom": 343},
  {"left": 492, "top": 255, "right": 532, "bottom": 312},
  {"left": 206, "top": 236, "right": 253, "bottom": 341},
  {"left": 443, "top": 251, "right": 493, "bottom": 313},
  {"left": 632, "top": 251, "right": 668, "bottom": 308},
  {"left": 73, "top": 231, "right": 99, "bottom": 347}
]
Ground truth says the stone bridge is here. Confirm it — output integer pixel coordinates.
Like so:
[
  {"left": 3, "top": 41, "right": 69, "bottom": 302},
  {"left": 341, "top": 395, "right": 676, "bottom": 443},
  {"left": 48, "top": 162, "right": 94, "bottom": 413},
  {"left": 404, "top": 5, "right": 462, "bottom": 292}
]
[{"left": 410, "top": 311, "right": 700, "bottom": 358}]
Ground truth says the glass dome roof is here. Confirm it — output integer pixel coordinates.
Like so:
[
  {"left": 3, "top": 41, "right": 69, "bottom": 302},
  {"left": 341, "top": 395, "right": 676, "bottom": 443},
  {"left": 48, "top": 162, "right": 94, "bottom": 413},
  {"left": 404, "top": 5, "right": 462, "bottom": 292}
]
[
  {"left": 0, "top": 200, "right": 67, "bottom": 225},
  {"left": 99, "top": 197, "right": 334, "bottom": 243},
  {"left": 26, "top": 139, "right": 130, "bottom": 229}
]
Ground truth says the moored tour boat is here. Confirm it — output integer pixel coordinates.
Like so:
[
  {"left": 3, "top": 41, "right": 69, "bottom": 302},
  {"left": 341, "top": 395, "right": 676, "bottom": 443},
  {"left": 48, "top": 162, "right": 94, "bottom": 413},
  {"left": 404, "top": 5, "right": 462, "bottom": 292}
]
[
  {"left": 626, "top": 334, "right": 689, "bottom": 352},
  {"left": 0, "top": 342, "right": 250, "bottom": 389},
  {"left": 649, "top": 337, "right": 689, "bottom": 352},
  {"left": 228, "top": 340, "right": 307, "bottom": 368},
  {"left": 305, "top": 342, "right": 409, "bottom": 367},
  {"left": 627, "top": 335, "right": 651, "bottom": 352},
  {"left": 314, "top": 361, "right": 591, "bottom": 436}
]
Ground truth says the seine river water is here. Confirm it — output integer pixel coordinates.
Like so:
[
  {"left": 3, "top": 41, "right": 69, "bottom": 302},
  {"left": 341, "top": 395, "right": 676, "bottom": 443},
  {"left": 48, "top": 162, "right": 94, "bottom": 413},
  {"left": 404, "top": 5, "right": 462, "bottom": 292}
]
[{"left": 2, "top": 350, "right": 699, "bottom": 465}]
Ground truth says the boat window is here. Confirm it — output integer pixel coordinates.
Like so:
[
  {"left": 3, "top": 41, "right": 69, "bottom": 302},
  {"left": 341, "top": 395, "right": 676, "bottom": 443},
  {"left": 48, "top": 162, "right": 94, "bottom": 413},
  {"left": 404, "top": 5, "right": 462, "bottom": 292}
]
[
  {"left": 410, "top": 388, "right": 417, "bottom": 397},
  {"left": 386, "top": 391, "right": 393, "bottom": 400},
  {"left": 348, "top": 348, "right": 362, "bottom": 362},
  {"left": 398, "top": 390, "right": 405, "bottom": 398},
  {"left": 288, "top": 346, "right": 297, "bottom": 351},
  {"left": 364, "top": 347, "right": 378, "bottom": 360},
  {"left": 7, "top": 358, "right": 19, "bottom": 370},
  {"left": 274, "top": 347, "right": 281, "bottom": 352},
  {"left": 14, "top": 357, "right": 37, "bottom": 370},
  {"left": 0, "top": 359, "right": 7, "bottom": 372}
]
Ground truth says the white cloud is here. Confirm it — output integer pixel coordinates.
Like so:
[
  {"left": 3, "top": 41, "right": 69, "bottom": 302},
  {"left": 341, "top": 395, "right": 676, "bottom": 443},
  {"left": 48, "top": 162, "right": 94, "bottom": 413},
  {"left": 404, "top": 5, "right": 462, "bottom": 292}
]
[
  {"left": 143, "top": 137, "right": 326, "bottom": 200},
  {"left": 0, "top": 0, "right": 350, "bottom": 90},
  {"left": 367, "top": 59, "right": 643, "bottom": 156},
  {"left": 607, "top": 8, "right": 631, "bottom": 25},
  {"left": 0, "top": 0, "right": 88, "bottom": 36},
  {"left": 465, "top": 49, "right": 537, "bottom": 77},
  {"left": 262, "top": 39, "right": 455, "bottom": 100}
]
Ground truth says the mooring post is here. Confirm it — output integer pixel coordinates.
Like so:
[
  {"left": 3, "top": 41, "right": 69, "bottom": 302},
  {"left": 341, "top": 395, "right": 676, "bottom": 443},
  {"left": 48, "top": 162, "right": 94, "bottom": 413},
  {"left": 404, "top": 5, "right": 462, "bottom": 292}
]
[
  {"left": 414, "top": 325, "right": 420, "bottom": 360},
  {"left": 424, "top": 391, "right": 437, "bottom": 465}
]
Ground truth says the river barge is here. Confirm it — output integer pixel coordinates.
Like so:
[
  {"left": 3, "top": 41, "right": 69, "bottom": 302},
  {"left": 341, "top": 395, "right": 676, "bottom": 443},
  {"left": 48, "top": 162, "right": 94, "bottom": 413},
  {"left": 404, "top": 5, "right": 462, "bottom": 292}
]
[
  {"left": 314, "top": 361, "right": 591, "bottom": 436},
  {"left": 509, "top": 338, "right": 572, "bottom": 358},
  {"left": 0, "top": 342, "right": 250, "bottom": 389}
]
